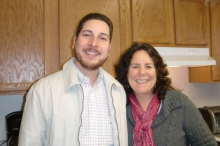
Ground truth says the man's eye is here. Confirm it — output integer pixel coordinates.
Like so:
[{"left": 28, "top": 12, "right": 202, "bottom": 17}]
[
  {"left": 83, "top": 34, "right": 91, "bottom": 37},
  {"left": 99, "top": 37, "right": 107, "bottom": 41}
]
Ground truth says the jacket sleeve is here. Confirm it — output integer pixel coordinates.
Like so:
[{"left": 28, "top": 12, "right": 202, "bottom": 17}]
[
  {"left": 18, "top": 83, "right": 47, "bottom": 146},
  {"left": 183, "top": 95, "right": 217, "bottom": 146}
]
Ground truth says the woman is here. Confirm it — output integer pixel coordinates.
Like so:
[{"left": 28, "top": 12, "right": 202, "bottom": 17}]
[{"left": 115, "top": 43, "right": 217, "bottom": 146}]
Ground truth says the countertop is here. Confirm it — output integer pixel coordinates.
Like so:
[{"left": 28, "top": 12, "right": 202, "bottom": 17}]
[{"left": 214, "top": 134, "right": 220, "bottom": 142}]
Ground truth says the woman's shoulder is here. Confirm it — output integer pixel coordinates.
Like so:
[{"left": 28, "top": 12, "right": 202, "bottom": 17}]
[
  {"left": 163, "top": 89, "right": 190, "bottom": 107},
  {"left": 165, "top": 89, "right": 188, "bottom": 100}
]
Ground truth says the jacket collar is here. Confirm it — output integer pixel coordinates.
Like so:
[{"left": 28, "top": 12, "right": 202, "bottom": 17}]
[
  {"left": 62, "top": 58, "right": 121, "bottom": 92},
  {"left": 152, "top": 90, "right": 182, "bottom": 127},
  {"left": 62, "top": 58, "right": 78, "bottom": 92}
]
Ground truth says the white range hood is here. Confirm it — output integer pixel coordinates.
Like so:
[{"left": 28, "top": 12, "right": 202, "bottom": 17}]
[{"left": 154, "top": 47, "right": 216, "bottom": 67}]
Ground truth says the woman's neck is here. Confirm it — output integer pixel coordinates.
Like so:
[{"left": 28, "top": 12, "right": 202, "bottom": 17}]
[{"left": 135, "top": 93, "right": 154, "bottom": 111}]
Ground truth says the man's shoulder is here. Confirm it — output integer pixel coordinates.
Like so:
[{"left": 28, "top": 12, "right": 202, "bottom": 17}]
[
  {"left": 101, "top": 69, "right": 123, "bottom": 87},
  {"left": 32, "top": 70, "right": 63, "bottom": 89},
  {"left": 39, "top": 70, "right": 62, "bottom": 82}
]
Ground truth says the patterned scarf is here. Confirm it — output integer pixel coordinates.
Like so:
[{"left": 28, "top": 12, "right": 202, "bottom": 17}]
[{"left": 129, "top": 93, "right": 161, "bottom": 146}]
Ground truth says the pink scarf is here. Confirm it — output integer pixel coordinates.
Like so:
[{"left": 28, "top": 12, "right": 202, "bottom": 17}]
[{"left": 129, "top": 93, "right": 161, "bottom": 146}]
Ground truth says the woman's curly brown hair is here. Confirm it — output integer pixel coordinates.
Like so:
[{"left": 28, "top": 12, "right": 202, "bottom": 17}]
[{"left": 115, "top": 43, "right": 174, "bottom": 103}]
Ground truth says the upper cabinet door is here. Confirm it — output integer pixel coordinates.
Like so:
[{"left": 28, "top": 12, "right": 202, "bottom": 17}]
[
  {"left": 174, "top": 0, "right": 210, "bottom": 45},
  {"left": 188, "top": 1, "right": 220, "bottom": 83},
  {"left": 0, "top": 0, "right": 59, "bottom": 95},
  {"left": 189, "top": 1, "right": 220, "bottom": 83},
  {"left": 0, "top": 0, "right": 44, "bottom": 94},
  {"left": 131, "top": 0, "right": 174, "bottom": 44},
  {"left": 211, "top": 1, "right": 220, "bottom": 81},
  {"left": 59, "top": 0, "right": 127, "bottom": 76}
]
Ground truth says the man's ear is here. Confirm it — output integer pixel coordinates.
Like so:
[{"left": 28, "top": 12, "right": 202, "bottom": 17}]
[
  {"left": 108, "top": 43, "right": 112, "bottom": 56},
  {"left": 72, "top": 36, "right": 77, "bottom": 48}
]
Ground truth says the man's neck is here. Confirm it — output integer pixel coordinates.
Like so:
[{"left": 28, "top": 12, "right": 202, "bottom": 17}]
[{"left": 74, "top": 61, "right": 99, "bottom": 87}]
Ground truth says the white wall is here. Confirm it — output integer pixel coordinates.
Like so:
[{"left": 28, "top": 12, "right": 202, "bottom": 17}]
[
  {"left": 0, "top": 95, "right": 24, "bottom": 145},
  {"left": 168, "top": 67, "right": 220, "bottom": 107},
  {"left": 0, "top": 67, "right": 220, "bottom": 143}
]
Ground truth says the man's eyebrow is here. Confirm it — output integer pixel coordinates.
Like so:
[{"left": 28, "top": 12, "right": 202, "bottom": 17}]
[
  {"left": 81, "top": 30, "right": 109, "bottom": 38},
  {"left": 99, "top": 33, "right": 109, "bottom": 38},
  {"left": 81, "top": 30, "right": 92, "bottom": 33}
]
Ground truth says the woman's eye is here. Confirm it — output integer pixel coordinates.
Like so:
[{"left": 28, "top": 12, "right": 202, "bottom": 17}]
[
  {"left": 132, "top": 65, "right": 139, "bottom": 68},
  {"left": 146, "top": 65, "right": 154, "bottom": 69}
]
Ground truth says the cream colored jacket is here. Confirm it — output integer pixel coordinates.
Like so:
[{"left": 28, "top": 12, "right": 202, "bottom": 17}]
[{"left": 18, "top": 58, "right": 128, "bottom": 146}]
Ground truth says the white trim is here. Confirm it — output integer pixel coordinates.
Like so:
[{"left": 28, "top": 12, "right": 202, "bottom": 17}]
[{"left": 154, "top": 47, "right": 216, "bottom": 67}]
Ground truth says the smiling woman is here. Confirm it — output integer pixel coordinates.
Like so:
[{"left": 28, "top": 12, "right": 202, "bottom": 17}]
[
  {"left": 115, "top": 43, "right": 217, "bottom": 146},
  {"left": 127, "top": 50, "right": 157, "bottom": 110}
]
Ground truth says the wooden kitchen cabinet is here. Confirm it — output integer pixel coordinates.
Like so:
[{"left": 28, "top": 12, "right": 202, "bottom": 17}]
[
  {"left": 0, "top": 0, "right": 60, "bottom": 95},
  {"left": 0, "top": 0, "right": 218, "bottom": 95},
  {"left": 174, "top": 0, "right": 210, "bottom": 45},
  {"left": 0, "top": 0, "right": 132, "bottom": 95},
  {"left": 189, "top": 1, "right": 220, "bottom": 82},
  {"left": 130, "top": 0, "right": 220, "bottom": 83},
  {"left": 131, "top": 0, "right": 175, "bottom": 45},
  {"left": 130, "top": 0, "right": 210, "bottom": 47}
]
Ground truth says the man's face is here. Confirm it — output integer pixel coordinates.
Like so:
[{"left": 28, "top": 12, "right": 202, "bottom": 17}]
[{"left": 73, "top": 19, "right": 111, "bottom": 71}]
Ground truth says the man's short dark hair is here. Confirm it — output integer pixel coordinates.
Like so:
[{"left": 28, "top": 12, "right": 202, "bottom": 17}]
[{"left": 76, "top": 13, "right": 113, "bottom": 42}]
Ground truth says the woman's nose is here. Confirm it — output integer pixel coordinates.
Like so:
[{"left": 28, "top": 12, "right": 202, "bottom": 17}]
[{"left": 139, "top": 67, "right": 146, "bottom": 75}]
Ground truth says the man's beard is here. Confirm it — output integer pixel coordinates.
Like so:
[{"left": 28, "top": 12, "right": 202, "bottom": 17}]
[{"left": 74, "top": 48, "right": 108, "bottom": 70}]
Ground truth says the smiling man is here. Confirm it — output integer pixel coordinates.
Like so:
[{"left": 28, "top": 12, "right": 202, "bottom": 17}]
[{"left": 18, "top": 13, "right": 128, "bottom": 146}]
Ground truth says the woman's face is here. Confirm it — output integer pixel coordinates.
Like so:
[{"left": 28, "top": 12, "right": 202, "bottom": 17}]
[{"left": 127, "top": 50, "right": 157, "bottom": 97}]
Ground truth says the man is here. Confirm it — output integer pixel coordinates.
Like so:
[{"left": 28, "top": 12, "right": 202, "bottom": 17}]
[{"left": 18, "top": 13, "right": 128, "bottom": 146}]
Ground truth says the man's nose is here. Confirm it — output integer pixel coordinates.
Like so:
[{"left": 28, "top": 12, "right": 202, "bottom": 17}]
[{"left": 89, "top": 37, "right": 98, "bottom": 47}]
